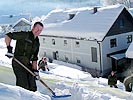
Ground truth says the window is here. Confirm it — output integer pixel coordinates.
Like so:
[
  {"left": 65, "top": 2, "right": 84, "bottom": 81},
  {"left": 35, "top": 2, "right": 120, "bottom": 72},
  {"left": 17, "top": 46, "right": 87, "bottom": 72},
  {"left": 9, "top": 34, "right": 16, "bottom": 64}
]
[
  {"left": 52, "top": 39, "right": 55, "bottom": 45},
  {"left": 53, "top": 51, "right": 59, "bottom": 60},
  {"left": 43, "top": 38, "right": 45, "bottom": 43},
  {"left": 110, "top": 38, "right": 117, "bottom": 48},
  {"left": 119, "top": 19, "right": 124, "bottom": 28},
  {"left": 127, "top": 35, "right": 132, "bottom": 43},
  {"left": 91, "top": 47, "right": 97, "bottom": 62},
  {"left": 76, "top": 57, "right": 81, "bottom": 64},
  {"left": 77, "top": 59, "right": 81, "bottom": 64},
  {"left": 68, "top": 14, "right": 75, "bottom": 20},
  {"left": 75, "top": 41, "right": 80, "bottom": 47},
  {"left": 64, "top": 40, "right": 67, "bottom": 46},
  {"left": 65, "top": 56, "right": 69, "bottom": 62}
]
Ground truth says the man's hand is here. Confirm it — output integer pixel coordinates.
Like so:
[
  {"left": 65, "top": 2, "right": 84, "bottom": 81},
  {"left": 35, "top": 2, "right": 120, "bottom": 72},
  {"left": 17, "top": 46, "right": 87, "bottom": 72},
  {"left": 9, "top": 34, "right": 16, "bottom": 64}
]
[
  {"left": 5, "top": 45, "right": 13, "bottom": 58},
  {"left": 33, "top": 70, "right": 40, "bottom": 80}
]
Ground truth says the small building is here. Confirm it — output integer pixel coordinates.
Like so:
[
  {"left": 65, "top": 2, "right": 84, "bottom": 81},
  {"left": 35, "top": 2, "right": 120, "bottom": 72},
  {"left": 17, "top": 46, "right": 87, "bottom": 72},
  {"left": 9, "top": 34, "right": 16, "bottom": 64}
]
[
  {"left": 0, "top": 14, "right": 31, "bottom": 33},
  {"left": 13, "top": 18, "right": 31, "bottom": 31},
  {"left": 39, "top": 4, "right": 133, "bottom": 77},
  {"left": 0, "top": 14, "right": 31, "bottom": 26}
]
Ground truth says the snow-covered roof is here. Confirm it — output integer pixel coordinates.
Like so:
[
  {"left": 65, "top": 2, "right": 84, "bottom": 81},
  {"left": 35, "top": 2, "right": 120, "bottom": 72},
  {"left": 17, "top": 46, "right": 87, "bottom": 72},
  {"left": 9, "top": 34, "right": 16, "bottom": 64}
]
[
  {"left": 13, "top": 18, "right": 31, "bottom": 28},
  {"left": 44, "top": 9, "right": 69, "bottom": 24},
  {"left": 129, "top": 8, "right": 133, "bottom": 16},
  {"left": 41, "top": 4, "right": 128, "bottom": 41},
  {"left": 0, "top": 14, "right": 30, "bottom": 25},
  {"left": 126, "top": 42, "right": 133, "bottom": 59}
]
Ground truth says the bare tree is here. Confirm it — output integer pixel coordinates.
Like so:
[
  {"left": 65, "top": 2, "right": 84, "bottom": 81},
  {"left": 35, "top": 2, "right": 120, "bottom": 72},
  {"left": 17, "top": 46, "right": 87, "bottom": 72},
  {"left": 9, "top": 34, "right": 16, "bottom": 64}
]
[
  {"left": 103, "top": 0, "right": 118, "bottom": 5},
  {"left": 103, "top": 0, "right": 131, "bottom": 8},
  {"left": 117, "top": 0, "right": 130, "bottom": 8}
]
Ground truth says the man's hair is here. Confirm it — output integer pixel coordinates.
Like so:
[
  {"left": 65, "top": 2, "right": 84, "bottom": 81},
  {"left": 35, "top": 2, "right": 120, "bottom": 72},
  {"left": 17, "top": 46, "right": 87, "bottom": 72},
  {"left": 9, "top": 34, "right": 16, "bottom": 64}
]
[{"left": 33, "top": 22, "right": 43, "bottom": 27}]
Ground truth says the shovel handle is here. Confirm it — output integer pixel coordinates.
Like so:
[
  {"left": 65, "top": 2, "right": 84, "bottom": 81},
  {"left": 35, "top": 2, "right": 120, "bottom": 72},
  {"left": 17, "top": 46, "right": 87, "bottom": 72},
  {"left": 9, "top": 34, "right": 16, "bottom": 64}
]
[
  {"left": 13, "top": 57, "right": 55, "bottom": 95},
  {"left": 39, "top": 79, "right": 55, "bottom": 95}
]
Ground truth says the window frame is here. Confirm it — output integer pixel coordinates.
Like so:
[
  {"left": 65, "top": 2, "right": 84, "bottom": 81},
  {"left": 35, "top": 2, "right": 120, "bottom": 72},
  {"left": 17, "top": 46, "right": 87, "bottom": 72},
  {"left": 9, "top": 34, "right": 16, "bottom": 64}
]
[
  {"left": 76, "top": 57, "right": 81, "bottom": 64},
  {"left": 127, "top": 35, "right": 132, "bottom": 44},
  {"left": 119, "top": 19, "right": 124, "bottom": 28},
  {"left": 91, "top": 47, "right": 97, "bottom": 62},
  {"left": 75, "top": 41, "right": 80, "bottom": 47},
  {"left": 52, "top": 39, "right": 55, "bottom": 45},
  {"left": 64, "top": 40, "right": 67, "bottom": 46},
  {"left": 43, "top": 38, "right": 45, "bottom": 43},
  {"left": 110, "top": 38, "right": 117, "bottom": 48}
]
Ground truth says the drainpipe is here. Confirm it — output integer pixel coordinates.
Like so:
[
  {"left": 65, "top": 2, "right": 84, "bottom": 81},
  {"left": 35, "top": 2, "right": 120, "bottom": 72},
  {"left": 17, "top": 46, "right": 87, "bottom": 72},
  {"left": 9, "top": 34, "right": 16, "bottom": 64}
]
[
  {"left": 97, "top": 41, "right": 103, "bottom": 76},
  {"left": 71, "top": 39, "right": 74, "bottom": 62}
]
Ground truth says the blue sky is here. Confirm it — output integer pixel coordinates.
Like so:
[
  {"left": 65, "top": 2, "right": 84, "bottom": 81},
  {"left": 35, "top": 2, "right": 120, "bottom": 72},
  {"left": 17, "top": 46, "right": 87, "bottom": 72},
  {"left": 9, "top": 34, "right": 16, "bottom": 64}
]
[{"left": 0, "top": 0, "right": 102, "bottom": 16}]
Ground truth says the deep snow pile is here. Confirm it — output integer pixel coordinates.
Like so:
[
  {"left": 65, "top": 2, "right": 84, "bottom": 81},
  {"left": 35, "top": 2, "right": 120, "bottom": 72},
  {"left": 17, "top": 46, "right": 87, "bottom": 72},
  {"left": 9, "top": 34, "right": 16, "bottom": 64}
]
[{"left": 0, "top": 83, "right": 51, "bottom": 100}]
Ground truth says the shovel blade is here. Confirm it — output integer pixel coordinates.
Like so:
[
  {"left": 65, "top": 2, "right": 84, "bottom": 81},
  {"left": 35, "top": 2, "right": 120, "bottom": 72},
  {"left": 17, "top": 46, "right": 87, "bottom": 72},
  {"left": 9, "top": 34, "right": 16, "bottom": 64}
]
[{"left": 51, "top": 94, "right": 71, "bottom": 100}]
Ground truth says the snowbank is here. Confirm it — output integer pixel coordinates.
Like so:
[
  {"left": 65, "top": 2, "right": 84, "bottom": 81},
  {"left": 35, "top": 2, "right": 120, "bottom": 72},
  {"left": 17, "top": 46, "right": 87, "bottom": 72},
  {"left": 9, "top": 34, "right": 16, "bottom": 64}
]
[{"left": 0, "top": 83, "right": 51, "bottom": 100}]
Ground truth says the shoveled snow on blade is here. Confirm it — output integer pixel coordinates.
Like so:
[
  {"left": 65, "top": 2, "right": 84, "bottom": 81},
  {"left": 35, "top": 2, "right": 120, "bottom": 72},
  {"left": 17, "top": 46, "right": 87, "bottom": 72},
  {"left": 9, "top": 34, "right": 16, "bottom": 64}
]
[{"left": 51, "top": 88, "right": 71, "bottom": 100}]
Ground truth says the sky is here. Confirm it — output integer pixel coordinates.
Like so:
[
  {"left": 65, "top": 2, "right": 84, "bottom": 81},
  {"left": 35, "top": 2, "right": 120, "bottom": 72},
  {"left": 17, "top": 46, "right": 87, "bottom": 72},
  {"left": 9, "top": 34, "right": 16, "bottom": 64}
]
[
  {"left": 0, "top": 0, "right": 102, "bottom": 17},
  {"left": 0, "top": 38, "right": 133, "bottom": 100}
]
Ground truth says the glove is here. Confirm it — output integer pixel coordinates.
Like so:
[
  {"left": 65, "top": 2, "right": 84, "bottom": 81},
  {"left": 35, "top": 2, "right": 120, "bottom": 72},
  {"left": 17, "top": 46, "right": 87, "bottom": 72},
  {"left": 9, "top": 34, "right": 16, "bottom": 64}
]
[
  {"left": 33, "top": 70, "right": 40, "bottom": 80},
  {"left": 5, "top": 45, "right": 13, "bottom": 58}
]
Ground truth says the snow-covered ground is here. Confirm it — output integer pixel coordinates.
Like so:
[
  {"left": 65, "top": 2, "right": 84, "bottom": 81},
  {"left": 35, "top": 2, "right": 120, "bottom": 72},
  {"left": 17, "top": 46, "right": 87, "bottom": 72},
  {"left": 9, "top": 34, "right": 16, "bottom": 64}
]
[{"left": 0, "top": 37, "right": 133, "bottom": 100}]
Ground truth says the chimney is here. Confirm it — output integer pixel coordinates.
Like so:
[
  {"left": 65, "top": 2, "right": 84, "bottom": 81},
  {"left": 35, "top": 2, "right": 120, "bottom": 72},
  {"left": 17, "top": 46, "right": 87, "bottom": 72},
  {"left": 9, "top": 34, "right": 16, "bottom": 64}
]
[{"left": 93, "top": 7, "right": 97, "bottom": 14}]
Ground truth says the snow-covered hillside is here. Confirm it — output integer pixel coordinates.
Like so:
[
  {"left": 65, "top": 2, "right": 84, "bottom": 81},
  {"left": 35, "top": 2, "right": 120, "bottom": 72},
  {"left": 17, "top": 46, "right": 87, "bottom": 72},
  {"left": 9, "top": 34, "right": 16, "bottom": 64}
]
[{"left": 1, "top": 37, "right": 133, "bottom": 100}]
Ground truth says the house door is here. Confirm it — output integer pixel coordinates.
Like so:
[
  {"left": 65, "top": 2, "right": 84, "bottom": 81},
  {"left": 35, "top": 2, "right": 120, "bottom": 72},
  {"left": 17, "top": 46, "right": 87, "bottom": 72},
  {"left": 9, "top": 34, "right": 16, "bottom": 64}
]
[
  {"left": 53, "top": 51, "right": 58, "bottom": 60},
  {"left": 112, "top": 58, "right": 117, "bottom": 71}
]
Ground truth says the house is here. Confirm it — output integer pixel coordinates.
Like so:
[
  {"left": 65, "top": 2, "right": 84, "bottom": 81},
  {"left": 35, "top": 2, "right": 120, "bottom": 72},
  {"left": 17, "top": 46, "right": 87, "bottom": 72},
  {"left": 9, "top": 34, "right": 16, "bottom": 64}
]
[
  {"left": 13, "top": 18, "right": 31, "bottom": 31},
  {"left": 0, "top": 14, "right": 31, "bottom": 33},
  {"left": 0, "top": 14, "right": 31, "bottom": 26},
  {"left": 39, "top": 4, "right": 133, "bottom": 77}
]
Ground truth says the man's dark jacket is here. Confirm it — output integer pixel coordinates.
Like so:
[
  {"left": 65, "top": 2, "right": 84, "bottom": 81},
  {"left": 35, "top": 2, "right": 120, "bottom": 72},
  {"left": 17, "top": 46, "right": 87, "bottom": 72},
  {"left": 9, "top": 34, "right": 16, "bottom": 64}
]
[{"left": 6, "top": 31, "right": 40, "bottom": 63}]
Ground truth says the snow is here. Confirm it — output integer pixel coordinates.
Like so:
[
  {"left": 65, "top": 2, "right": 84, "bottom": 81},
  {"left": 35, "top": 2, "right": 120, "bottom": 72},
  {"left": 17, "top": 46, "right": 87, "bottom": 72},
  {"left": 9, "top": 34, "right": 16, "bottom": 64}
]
[
  {"left": 1, "top": 37, "right": 133, "bottom": 100},
  {"left": 41, "top": 4, "right": 126, "bottom": 41},
  {"left": 126, "top": 41, "right": 133, "bottom": 58},
  {"left": 12, "top": 18, "right": 31, "bottom": 27},
  {"left": 0, "top": 4, "right": 133, "bottom": 100},
  {"left": 0, "top": 14, "right": 30, "bottom": 25},
  {"left": 0, "top": 83, "right": 51, "bottom": 100}
]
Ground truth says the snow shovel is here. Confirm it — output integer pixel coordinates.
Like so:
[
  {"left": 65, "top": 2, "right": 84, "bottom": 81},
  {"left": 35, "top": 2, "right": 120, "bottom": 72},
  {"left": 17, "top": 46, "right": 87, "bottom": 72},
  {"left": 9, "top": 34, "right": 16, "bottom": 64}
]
[{"left": 13, "top": 57, "right": 71, "bottom": 98}]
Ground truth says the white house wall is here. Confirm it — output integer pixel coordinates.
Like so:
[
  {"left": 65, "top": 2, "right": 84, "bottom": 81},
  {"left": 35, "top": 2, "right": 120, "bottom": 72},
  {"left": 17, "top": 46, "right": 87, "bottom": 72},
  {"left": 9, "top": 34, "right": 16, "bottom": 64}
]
[
  {"left": 39, "top": 36, "right": 101, "bottom": 73},
  {"left": 101, "top": 32, "right": 133, "bottom": 74}
]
